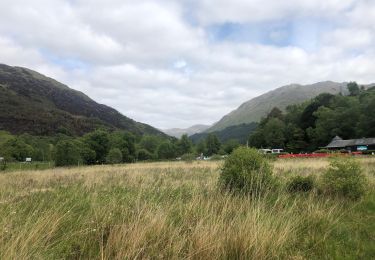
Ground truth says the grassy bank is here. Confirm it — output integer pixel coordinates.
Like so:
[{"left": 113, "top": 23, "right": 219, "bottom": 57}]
[
  {"left": 0, "top": 159, "right": 374, "bottom": 259},
  {"left": 1, "top": 161, "right": 54, "bottom": 172}
]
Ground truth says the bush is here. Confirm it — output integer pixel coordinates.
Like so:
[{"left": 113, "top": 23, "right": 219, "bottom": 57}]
[
  {"left": 106, "top": 148, "right": 123, "bottom": 164},
  {"left": 321, "top": 158, "right": 368, "bottom": 200},
  {"left": 210, "top": 154, "right": 223, "bottom": 161},
  {"left": 0, "top": 160, "right": 6, "bottom": 171},
  {"left": 314, "top": 149, "right": 330, "bottom": 154},
  {"left": 219, "top": 147, "right": 273, "bottom": 196},
  {"left": 287, "top": 175, "right": 315, "bottom": 193},
  {"left": 181, "top": 153, "right": 195, "bottom": 162}
]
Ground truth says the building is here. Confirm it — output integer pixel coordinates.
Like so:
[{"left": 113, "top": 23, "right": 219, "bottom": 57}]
[
  {"left": 324, "top": 136, "right": 375, "bottom": 152},
  {"left": 259, "top": 148, "right": 284, "bottom": 154}
]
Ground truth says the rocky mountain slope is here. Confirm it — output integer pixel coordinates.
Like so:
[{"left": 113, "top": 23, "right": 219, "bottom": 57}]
[
  {"left": 207, "top": 81, "right": 350, "bottom": 132},
  {"left": 0, "top": 64, "right": 166, "bottom": 136},
  {"left": 163, "top": 124, "right": 210, "bottom": 138}
]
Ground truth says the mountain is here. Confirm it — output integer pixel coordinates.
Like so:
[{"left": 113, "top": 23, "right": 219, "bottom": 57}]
[
  {"left": 206, "top": 81, "right": 350, "bottom": 132},
  {"left": 190, "top": 122, "right": 258, "bottom": 144},
  {"left": 163, "top": 124, "right": 210, "bottom": 138},
  {"left": 0, "top": 64, "right": 166, "bottom": 137}
]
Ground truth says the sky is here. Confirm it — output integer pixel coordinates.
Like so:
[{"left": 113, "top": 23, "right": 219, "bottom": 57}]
[{"left": 0, "top": 0, "right": 374, "bottom": 129}]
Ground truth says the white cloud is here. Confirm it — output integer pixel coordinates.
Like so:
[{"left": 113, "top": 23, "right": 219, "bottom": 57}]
[
  {"left": 0, "top": 0, "right": 374, "bottom": 129},
  {"left": 190, "top": 0, "right": 356, "bottom": 25}
]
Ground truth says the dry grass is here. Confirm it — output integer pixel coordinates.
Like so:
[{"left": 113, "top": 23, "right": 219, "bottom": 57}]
[{"left": 0, "top": 158, "right": 374, "bottom": 259}]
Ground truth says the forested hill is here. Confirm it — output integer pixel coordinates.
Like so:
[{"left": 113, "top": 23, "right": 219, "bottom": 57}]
[
  {"left": 248, "top": 83, "right": 375, "bottom": 152},
  {"left": 207, "top": 81, "right": 351, "bottom": 132},
  {"left": 0, "top": 64, "right": 166, "bottom": 137},
  {"left": 190, "top": 122, "right": 258, "bottom": 144}
]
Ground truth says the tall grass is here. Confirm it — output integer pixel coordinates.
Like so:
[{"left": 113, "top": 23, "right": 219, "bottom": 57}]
[{"left": 0, "top": 159, "right": 374, "bottom": 259}]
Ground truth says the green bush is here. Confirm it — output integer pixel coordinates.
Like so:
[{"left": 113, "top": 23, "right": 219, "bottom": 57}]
[
  {"left": 219, "top": 147, "right": 273, "bottom": 196},
  {"left": 210, "top": 154, "right": 223, "bottom": 161},
  {"left": 287, "top": 175, "right": 315, "bottom": 193},
  {"left": 314, "top": 149, "right": 330, "bottom": 153},
  {"left": 321, "top": 158, "right": 368, "bottom": 200},
  {"left": 0, "top": 160, "right": 6, "bottom": 171},
  {"left": 106, "top": 148, "right": 123, "bottom": 164},
  {"left": 181, "top": 153, "right": 196, "bottom": 162}
]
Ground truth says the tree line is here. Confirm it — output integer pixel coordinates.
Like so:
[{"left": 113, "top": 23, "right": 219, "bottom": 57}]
[
  {"left": 0, "top": 129, "right": 240, "bottom": 166},
  {"left": 248, "top": 82, "right": 375, "bottom": 152}
]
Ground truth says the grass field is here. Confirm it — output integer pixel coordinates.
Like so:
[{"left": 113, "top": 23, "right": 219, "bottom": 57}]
[
  {"left": 0, "top": 158, "right": 374, "bottom": 259},
  {"left": 1, "top": 161, "right": 54, "bottom": 172}
]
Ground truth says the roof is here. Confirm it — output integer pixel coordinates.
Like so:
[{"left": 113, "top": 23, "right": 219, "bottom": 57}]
[{"left": 325, "top": 136, "right": 375, "bottom": 148}]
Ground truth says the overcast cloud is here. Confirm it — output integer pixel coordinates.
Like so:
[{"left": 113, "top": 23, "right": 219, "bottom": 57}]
[{"left": 0, "top": 0, "right": 374, "bottom": 129}]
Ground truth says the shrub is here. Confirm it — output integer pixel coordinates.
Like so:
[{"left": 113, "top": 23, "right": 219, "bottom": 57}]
[
  {"left": 210, "top": 154, "right": 223, "bottom": 161},
  {"left": 106, "top": 148, "right": 123, "bottom": 164},
  {"left": 321, "top": 158, "right": 368, "bottom": 200},
  {"left": 0, "top": 160, "right": 6, "bottom": 171},
  {"left": 219, "top": 147, "right": 273, "bottom": 196},
  {"left": 314, "top": 149, "right": 330, "bottom": 154},
  {"left": 287, "top": 175, "right": 315, "bottom": 193},
  {"left": 181, "top": 153, "right": 195, "bottom": 162}
]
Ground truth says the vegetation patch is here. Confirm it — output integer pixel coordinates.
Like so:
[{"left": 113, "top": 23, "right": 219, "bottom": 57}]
[
  {"left": 321, "top": 158, "right": 368, "bottom": 200},
  {"left": 219, "top": 147, "right": 274, "bottom": 196},
  {"left": 287, "top": 175, "right": 315, "bottom": 193}
]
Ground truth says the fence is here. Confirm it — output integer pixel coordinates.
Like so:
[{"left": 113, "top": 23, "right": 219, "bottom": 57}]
[{"left": 278, "top": 152, "right": 362, "bottom": 159}]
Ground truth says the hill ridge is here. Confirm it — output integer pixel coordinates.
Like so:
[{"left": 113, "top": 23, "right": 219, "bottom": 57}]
[
  {"left": 206, "top": 81, "right": 351, "bottom": 132},
  {"left": 0, "top": 64, "right": 166, "bottom": 137}
]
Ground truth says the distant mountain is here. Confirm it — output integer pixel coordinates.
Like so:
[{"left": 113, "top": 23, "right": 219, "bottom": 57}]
[
  {"left": 163, "top": 124, "right": 210, "bottom": 138},
  {"left": 207, "top": 81, "right": 350, "bottom": 132},
  {"left": 190, "top": 122, "right": 258, "bottom": 144},
  {"left": 0, "top": 64, "right": 166, "bottom": 136}
]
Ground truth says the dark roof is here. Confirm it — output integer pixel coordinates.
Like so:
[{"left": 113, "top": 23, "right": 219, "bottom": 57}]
[{"left": 325, "top": 136, "right": 375, "bottom": 148}]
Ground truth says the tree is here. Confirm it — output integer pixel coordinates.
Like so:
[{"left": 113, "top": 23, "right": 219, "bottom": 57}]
[
  {"left": 267, "top": 107, "right": 284, "bottom": 120},
  {"left": 223, "top": 139, "right": 240, "bottom": 154},
  {"left": 263, "top": 118, "right": 286, "bottom": 148},
  {"left": 357, "top": 90, "right": 375, "bottom": 137},
  {"left": 248, "top": 130, "right": 265, "bottom": 148},
  {"left": 285, "top": 124, "right": 307, "bottom": 152},
  {"left": 83, "top": 130, "right": 110, "bottom": 163},
  {"left": 109, "top": 131, "right": 136, "bottom": 162},
  {"left": 177, "top": 134, "right": 193, "bottom": 155},
  {"left": 196, "top": 140, "right": 206, "bottom": 155},
  {"left": 347, "top": 82, "right": 360, "bottom": 96},
  {"left": 205, "top": 134, "right": 221, "bottom": 156},
  {"left": 2, "top": 138, "right": 34, "bottom": 161},
  {"left": 106, "top": 148, "right": 123, "bottom": 164},
  {"left": 77, "top": 141, "right": 96, "bottom": 165},
  {"left": 139, "top": 135, "right": 162, "bottom": 154},
  {"left": 136, "top": 149, "right": 154, "bottom": 161},
  {"left": 300, "top": 93, "right": 335, "bottom": 130},
  {"left": 54, "top": 140, "right": 81, "bottom": 167},
  {"left": 157, "top": 142, "right": 177, "bottom": 159}
]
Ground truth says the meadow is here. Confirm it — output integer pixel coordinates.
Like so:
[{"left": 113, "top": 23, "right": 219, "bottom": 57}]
[{"left": 0, "top": 158, "right": 374, "bottom": 259}]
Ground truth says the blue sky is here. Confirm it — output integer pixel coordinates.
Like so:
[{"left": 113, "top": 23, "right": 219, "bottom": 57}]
[{"left": 0, "top": 0, "right": 374, "bottom": 129}]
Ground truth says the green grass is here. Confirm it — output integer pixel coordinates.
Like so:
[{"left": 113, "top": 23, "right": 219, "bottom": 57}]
[
  {"left": 0, "top": 159, "right": 374, "bottom": 259},
  {"left": 1, "top": 161, "right": 54, "bottom": 172}
]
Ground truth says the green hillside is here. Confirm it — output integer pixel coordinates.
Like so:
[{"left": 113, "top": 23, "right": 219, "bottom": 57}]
[
  {"left": 0, "top": 64, "right": 165, "bottom": 137},
  {"left": 190, "top": 122, "right": 258, "bottom": 144},
  {"left": 207, "top": 81, "right": 351, "bottom": 132}
]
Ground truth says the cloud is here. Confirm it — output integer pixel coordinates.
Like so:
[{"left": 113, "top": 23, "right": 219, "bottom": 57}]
[{"left": 0, "top": 0, "right": 374, "bottom": 129}]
